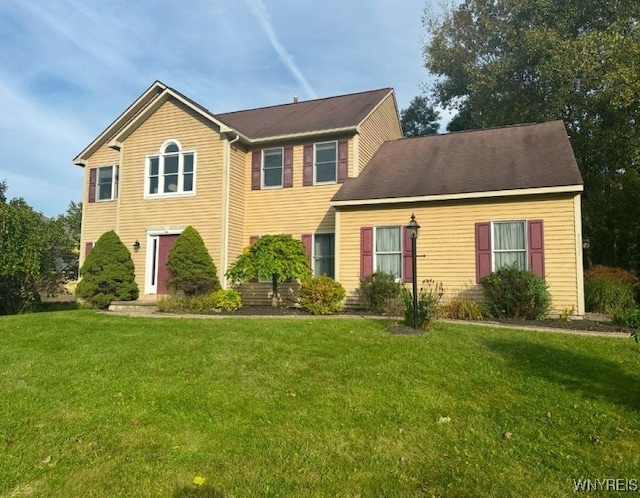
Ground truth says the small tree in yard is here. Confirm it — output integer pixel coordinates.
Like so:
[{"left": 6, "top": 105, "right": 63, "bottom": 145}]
[
  {"left": 76, "top": 230, "right": 139, "bottom": 309},
  {"left": 225, "top": 234, "right": 312, "bottom": 306},
  {"left": 166, "top": 226, "right": 220, "bottom": 296}
]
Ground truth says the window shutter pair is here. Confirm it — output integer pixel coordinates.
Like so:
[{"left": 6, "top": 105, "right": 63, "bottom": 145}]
[
  {"left": 88, "top": 168, "right": 97, "bottom": 203},
  {"left": 303, "top": 141, "right": 349, "bottom": 186},
  {"left": 251, "top": 148, "right": 293, "bottom": 190},
  {"left": 359, "top": 226, "right": 414, "bottom": 283},
  {"left": 474, "top": 220, "right": 545, "bottom": 282}
]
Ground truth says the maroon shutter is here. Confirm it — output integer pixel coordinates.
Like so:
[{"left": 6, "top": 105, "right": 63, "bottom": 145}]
[
  {"left": 88, "top": 168, "right": 97, "bottom": 203},
  {"left": 85, "top": 241, "right": 94, "bottom": 257},
  {"left": 337, "top": 140, "right": 348, "bottom": 183},
  {"left": 303, "top": 144, "right": 313, "bottom": 186},
  {"left": 302, "top": 234, "right": 312, "bottom": 269},
  {"left": 475, "top": 222, "right": 492, "bottom": 283},
  {"left": 249, "top": 235, "right": 259, "bottom": 282},
  {"left": 360, "top": 227, "right": 373, "bottom": 279},
  {"left": 528, "top": 220, "right": 545, "bottom": 279},
  {"left": 283, "top": 147, "right": 293, "bottom": 188},
  {"left": 402, "top": 226, "right": 413, "bottom": 283},
  {"left": 251, "top": 151, "right": 261, "bottom": 190}
]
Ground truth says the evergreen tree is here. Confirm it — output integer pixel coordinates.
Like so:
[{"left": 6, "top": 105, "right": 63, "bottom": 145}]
[
  {"left": 76, "top": 230, "right": 139, "bottom": 308},
  {"left": 166, "top": 226, "right": 220, "bottom": 297}
]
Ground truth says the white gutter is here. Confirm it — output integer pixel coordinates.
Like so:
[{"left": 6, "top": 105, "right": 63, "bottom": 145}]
[{"left": 220, "top": 132, "right": 240, "bottom": 288}]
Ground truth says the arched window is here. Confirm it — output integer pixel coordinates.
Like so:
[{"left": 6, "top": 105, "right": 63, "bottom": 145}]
[{"left": 145, "top": 140, "right": 195, "bottom": 196}]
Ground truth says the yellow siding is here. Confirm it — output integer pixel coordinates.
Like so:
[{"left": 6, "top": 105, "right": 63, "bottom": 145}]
[
  {"left": 241, "top": 140, "right": 352, "bottom": 251},
  {"left": 357, "top": 93, "right": 403, "bottom": 173},
  {"left": 81, "top": 98, "right": 226, "bottom": 296},
  {"left": 337, "top": 194, "right": 582, "bottom": 315},
  {"left": 226, "top": 143, "right": 247, "bottom": 276},
  {"left": 80, "top": 143, "right": 120, "bottom": 264}
]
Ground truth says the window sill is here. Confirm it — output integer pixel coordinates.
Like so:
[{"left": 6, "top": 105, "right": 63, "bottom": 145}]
[{"left": 144, "top": 191, "right": 196, "bottom": 200}]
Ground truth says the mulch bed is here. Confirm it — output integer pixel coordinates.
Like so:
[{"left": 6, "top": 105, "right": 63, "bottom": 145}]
[{"left": 213, "top": 306, "right": 633, "bottom": 335}]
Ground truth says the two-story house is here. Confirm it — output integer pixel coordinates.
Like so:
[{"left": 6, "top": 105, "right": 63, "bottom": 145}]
[{"left": 74, "top": 81, "right": 585, "bottom": 315}]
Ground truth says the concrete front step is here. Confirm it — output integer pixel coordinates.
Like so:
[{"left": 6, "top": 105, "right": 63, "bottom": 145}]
[{"left": 108, "top": 300, "right": 158, "bottom": 313}]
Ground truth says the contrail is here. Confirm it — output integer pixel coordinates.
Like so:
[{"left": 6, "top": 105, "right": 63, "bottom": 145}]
[{"left": 243, "top": 0, "right": 318, "bottom": 99}]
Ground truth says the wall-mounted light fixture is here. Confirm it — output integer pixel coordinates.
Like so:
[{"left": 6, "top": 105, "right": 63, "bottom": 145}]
[{"left": 133, "top": 240, "right": 141, "bottom": 252}]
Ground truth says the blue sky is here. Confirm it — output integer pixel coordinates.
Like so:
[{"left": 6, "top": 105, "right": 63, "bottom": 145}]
[{"left": 0, "top": 0, "right": 447, "bottom": 217}]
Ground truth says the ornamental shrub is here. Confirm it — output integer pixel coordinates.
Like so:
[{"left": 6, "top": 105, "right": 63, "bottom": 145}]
[
  {"left": 166, "top": 226, "right": 220, "bottom": 297},
  {"left": 480, "top": 266, "right": 551, "bottom": 320},
  {"left": 299, "top": 276, "right": 346, "bottom": 315},
  {"left": 401, "top": 279, "right": 443, "bottom": 329},
  {"left": 76, "top": 230, "right": 139, "bottom": 309},
  {"left": 584, "top": 265, "right": 638, "bottom": 315},
  {"left": 157, "top": 289, "right": 241, "bottom": 313},
  {"left": 359, "top": 271, "right": 402, "bottom": 314},
  {"left": 443, "top": 298, "right": 485, "bottom": 320}
]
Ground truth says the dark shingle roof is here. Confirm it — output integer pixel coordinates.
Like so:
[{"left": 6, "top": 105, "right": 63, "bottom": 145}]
[
  {"left": 216, "top": 88, "right": 393, "bottom": 139},
  {"left": 332, "top": 121, "right": 583, "bottom": 203}
]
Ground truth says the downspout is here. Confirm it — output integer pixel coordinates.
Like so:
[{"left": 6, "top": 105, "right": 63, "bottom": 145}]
[{"left": 221, "top": 132, "right": 240, "bottom": 288}]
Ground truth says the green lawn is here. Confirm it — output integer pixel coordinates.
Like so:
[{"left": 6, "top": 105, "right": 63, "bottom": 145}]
[{"left": 0, "top": 311, "right": 638, "bottom": 497}]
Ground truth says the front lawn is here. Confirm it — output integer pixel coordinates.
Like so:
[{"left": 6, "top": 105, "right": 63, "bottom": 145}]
[{"left": 0, "top": 311, "right": 638, "bottom": 497}]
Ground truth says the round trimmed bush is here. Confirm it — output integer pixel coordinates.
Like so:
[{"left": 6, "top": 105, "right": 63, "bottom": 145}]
[
  {"left": 300, "top": 276, "right": 346, "bottom": 315},
  {"left": 480, "top": 267, "right": 551, "bottom": 320},
  {"left": 76, "top": 230, "right": 139, "bottom": 308}
]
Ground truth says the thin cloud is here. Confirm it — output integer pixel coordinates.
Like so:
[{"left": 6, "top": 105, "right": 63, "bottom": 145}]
[{"left": 242, "top": 0, "right": 318, "bottom": 99}]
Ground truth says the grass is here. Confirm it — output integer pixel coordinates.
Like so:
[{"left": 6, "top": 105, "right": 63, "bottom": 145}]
[{"left": 0, "top": 311, "right": 638, "bottom": 497}]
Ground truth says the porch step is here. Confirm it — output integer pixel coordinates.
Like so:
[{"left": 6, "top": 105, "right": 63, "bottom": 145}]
[{"left": 108, "top": 300, "right": 157, "bottom": 313}]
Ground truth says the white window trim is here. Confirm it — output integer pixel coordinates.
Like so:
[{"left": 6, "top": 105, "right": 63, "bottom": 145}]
[
  {"left": 144, "top": 227, "right": 185, "bottom": 294},
  {"left": 373, "top": 225, "right": 403, "bottom": 282},
  {"left": 261, "top": 147, "right": 284, "bottom": 189},
  {"left": 313, "top": 140, "right": 338, "bottom": 185},
  {"left": 96, "top": 164, "right": 119, "bottom": 202},
  {"left": 490, "top": 220, "right": 528, "bottom": 272},
  {"left": 144, "top": 139, "right": 197, "bottom": 199},
  {"left": 312, "top": 232, "right": 335, "bottom": 278}
]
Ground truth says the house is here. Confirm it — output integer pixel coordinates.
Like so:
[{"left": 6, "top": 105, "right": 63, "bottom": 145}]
[{"left": 74, "top": 81, "right": 585, "bottom": 315}]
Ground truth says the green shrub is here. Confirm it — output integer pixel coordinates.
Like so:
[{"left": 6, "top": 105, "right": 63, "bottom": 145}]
[
  {"left": 359, "top": 271, "right": 402, "bottom": 314},
  {"left": 157, "top": 289, "right": 241, "bottom": 313},
  {"left": 480, "top": 267, "right": 551, "bottom": 320},
  {"left": 401, "top": 280, "right": 443, "bottom": 330},
  {"left": 584, "top": 265, "right": 638, "bottom": 315},
  {"left": 443, "top": 298, "right": 485, "bottom": 320},
  {"left": 299, "top": 276, "right": 346, "bottom": 315},
  {"left": 213, "top": 289, "right": 242, "bottom": 312},
  {"left": 76, "top": 231, "right": 139, "bottom": 309},
  {"left": 613, "top": 307, "right": 640, "bottom": 342},
  {"left": 167, "top": 226, "right": 221, "bottom": 297}
]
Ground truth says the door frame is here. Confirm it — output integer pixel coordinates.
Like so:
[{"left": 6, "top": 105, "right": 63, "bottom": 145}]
[{"left": 144, "top": 228, "right": 184, "bottom": 294}]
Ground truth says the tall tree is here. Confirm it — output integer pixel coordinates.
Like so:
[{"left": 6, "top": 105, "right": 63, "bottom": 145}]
[
  {"left": 423, "top": 0, "right": 640, "bottom": 269},
  {"left": 0, "top": 197, "right": 46, "bottom": 314},
  {"left": 400, "top": 95, "right": 441, "bottom": 136}
]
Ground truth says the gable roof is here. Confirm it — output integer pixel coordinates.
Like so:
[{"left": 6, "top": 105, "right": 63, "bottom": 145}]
[
  {"left": 216, "top": 88, "right": 394, "bottom": 141},
  {"left": 74, "top": 83, "right": 394, "bottom": 165},
  {"left": 331, "top": 121, "right": 583, "bottom": 206}
]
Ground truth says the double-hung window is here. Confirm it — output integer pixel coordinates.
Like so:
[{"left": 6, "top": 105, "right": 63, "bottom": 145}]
[
  {"left": 146, "top": 140, "right": 195, "bottom": 196},
  {"left": 314, "top": 233, "right": 335, "bottom": 278},
  {"left": 314, "top": 141, "right": 337, "bottom": 183},
  {"left": 96, "top": 165, "right": 118, "bottom": 201},
  {"left": 493, "top": 220, "right": 526, "bottom": 271},
  {"left": 375, "top": 226, "right": 402, "bottom": 279},
  {"left": 262, "top": 148, "right": 283, "bottom": 188}
]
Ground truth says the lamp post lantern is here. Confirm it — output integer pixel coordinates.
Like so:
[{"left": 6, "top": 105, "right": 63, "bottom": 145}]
[{"left": 407, "top": 213, "right": 420, "bottom": 329}]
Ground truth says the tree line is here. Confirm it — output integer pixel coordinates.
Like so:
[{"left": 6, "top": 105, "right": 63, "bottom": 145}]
[
  {"left": 0, "top": 180, "right": 81, "bottom": 314},
  {"left": 401, "top": 0, "right": 639, "bottom": 271}
]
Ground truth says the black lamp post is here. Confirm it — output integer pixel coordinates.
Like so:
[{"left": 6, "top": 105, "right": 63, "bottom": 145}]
[{"left": 407, "top": 213, "right": 420, "bottom": 329}]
